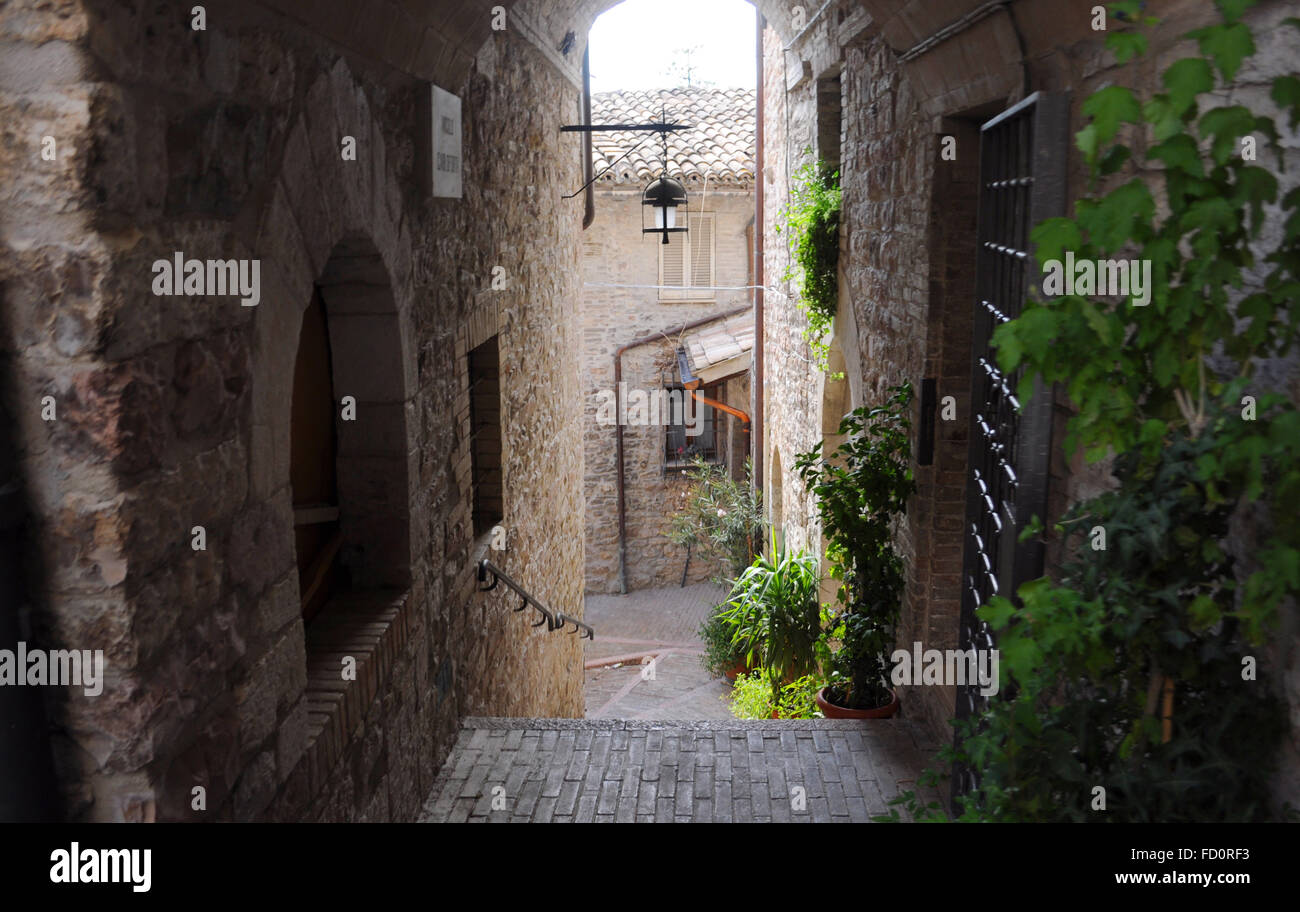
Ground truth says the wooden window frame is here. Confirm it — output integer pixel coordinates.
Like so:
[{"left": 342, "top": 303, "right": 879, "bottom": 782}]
[{"left": 658, "top": 212, "right": 716, "bottom": 302}]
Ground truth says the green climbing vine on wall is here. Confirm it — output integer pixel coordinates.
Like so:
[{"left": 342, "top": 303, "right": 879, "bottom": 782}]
[
  {"left": 777, "top": 157, "right": 841, "bottom": 369},
  {"left": 884, "top": 0, "right": 1300, "bottom": 822}
]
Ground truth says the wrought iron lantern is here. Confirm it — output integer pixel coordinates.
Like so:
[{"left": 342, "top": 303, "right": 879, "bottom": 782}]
[
  {"left": 562, "top": 101, "right": 692, "bottom": 243},
  {"left": 642, "top": 174, "right": 688, "bottom": 244}
]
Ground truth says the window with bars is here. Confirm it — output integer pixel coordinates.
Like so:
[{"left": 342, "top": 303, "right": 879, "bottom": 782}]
[
  {"left": 664, "top": 385, "right": 719, "bottom": 467},
  {"left": 659, "top": 212, "right": 715, "bottom": 301}
]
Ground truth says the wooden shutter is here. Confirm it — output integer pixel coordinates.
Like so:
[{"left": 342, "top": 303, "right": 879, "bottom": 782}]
[
  {"left": 689, "top": 214, "right": 714, "bottom": 291},
  {"left": 658, "top": 213, "right": 714, "bottom": 301},
  {"left": 659, "top": 233, "right": 687, "bottom": 298}
]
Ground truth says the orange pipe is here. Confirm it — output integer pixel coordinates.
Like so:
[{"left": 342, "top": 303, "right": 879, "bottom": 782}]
[{"left": 689, "top": 389, "right": 750, "bottom": 428}]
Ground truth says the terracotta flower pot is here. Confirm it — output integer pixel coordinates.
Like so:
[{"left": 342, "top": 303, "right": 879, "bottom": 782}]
[
  {"left": 724, "top": 657, "right": 758, "bottom": 682},
  {"left": 815, "top": 687, "right": 900, "bottom": 719}
]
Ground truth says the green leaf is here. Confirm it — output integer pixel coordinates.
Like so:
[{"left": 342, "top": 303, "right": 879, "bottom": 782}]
[
  {"left": 1031, "top": 217, "right": 1084, "bottom": 267},
  {"left": 1271, "top": 75, "right": 1300, "bottom": 131},
  {"left": 1188, "top": 21, "right": 1255, "bottom": 83},
  {"left": 1149, "top": 133, "right": 1205, "bottom": 176},
  {"left": 979, "top": 595, "right": 1017, "bottom": 631},
  {"left": 1082, "top": 85, "right": 1143, "bottom": 153},
  {"left": 1199, "top": 105, "right": 1258, "bottom": 164},
  {"left": 1106, "top": 30, "right": 1148, "bottom": 64},
  {"left": 1215, "top": 0, "right": 1255, "bottom": 24},
  {"left": 1099, "top": 144, "right": 1132, "bottom": 176},
  {"left": 1162, "top": 57, "right": 1214, "bottom": 115},
  {"left": 1077, "top": 179, "right": 1154, "bottom": 251},
  {"left": 1076, "top": 123, "right": 1100, "bottom": 164},
  {"left": 1143, "top": 95, "right": 1184, "bottom": 142}
]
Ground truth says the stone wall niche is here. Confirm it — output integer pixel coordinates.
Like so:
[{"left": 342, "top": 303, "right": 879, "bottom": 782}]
[{"left": 314, "top": 236, "right": 412, "bottom": 592}]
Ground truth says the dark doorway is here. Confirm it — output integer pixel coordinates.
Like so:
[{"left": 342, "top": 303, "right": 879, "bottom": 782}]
[
  {"left": 953, "top": 92, "right": 1068, "bottom": 800},
  {"left": 290, "top": 288, "right": 344, "bottom": 624}
]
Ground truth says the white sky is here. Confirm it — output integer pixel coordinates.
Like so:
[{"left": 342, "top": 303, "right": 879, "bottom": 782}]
[{"left": 588, "top": 0, "right": 757, "bottom": 93}]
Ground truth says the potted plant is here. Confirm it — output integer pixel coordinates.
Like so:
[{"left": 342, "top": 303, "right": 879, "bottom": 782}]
[
  {"left": 729, "top": 670, "right": 823, "bottom": 720},
  {"left": 698, "top": 605, "right": 752, "bottom": 681},
  {"left": 717, "top": 540, "right": 827, "bottom": 707},
  {"left": 795, "top": 383, "right": 916, "bottom": 717}
]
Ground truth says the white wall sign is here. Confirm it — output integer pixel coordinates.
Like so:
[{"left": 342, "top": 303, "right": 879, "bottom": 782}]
[{"left": 432, "top": 84, "right": 462, "bottom": 199}]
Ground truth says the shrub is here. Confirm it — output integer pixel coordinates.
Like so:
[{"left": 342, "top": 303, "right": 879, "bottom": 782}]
[
  {"left": 795, "top": 384, "right": 915, "bottom": 710},
  {"left": 777, "top": 158, "right": 841, "bottom": 369},
  {"left": 667, "top": 456, "right": 763, "bottom": 582}
]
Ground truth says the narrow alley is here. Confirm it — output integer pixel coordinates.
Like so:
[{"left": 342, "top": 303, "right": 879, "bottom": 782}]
[{"left": 1, "top": 0, "right": 1296, "bottom": 844}]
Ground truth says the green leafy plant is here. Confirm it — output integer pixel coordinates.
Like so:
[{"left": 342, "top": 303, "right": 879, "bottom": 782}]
[
  {"left": 728, "top": 669, "right": 777, "bottom": 718},
  {"left": 718, "top": 541, "right": 828, "bottom": 704},
  {"left": 795, "top": 384, "right": 916, "bottom": 710},
  {"left": 728, "top": 670, "right": 823, "bottom": 720},
  {"left": 777, "top": 157, "right": 841, "bottom": 368},
  {"left": 939, "top": 0, "right": 1300, "bottom": 821},
  {"left": 667, "top": 456, "right": 764, "bottom": 582},
  {"left": 698, "top": 604, "right": 747, "bottom": 677}
]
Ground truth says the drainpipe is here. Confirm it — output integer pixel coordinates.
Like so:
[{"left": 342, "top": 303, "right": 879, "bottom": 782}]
[
  {"left": 753, "top": 8, "right": 765, "bottom": 500},
  {"left": 582, "top": 46, "right": 596, "bottom": 229},
  {"left": 689, "top": 389, "right": 750, "bottom": 429},
  {"left": 614, "top": 305, "right": 749, "bottom": 594}
]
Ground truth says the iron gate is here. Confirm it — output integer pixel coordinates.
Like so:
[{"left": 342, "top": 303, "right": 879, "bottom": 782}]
[{"left": 952, "top": 92, "right": 1068, "bottom": 803}]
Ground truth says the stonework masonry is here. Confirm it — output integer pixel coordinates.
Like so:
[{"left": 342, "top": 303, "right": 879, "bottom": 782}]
[
  {"left": 1, "top": 0, "right": 590, "bottom": 821},
  {"left": 582, "top": 188, "right": 753, "bottom": 593},
  {"left": 761, "top": 0, "right": 1300, "bottom": 809}
]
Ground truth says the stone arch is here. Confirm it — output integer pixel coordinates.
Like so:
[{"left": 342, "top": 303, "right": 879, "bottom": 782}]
[
  {"left": 541, "top": 0, "right": 801, "bottom": 59},
  {"left": 246, "top": 59, "right": 418, "bottom": 608}
]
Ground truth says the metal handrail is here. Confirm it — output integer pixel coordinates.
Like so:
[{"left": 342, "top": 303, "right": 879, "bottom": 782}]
[{"left": 477, "top": 559, "right": 594, "bottom": 640}]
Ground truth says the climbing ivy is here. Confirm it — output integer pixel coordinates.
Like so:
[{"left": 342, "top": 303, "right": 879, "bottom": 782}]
[
  {"left": 890, "top": 0, "right": 1300, "bottom": 822},
  {"left": 777, "top": 158, "right": 841, "bottom": 369}
]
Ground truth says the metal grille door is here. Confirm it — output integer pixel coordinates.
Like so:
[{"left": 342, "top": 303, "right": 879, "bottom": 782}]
[{"left": 953, "top": 93, "right": 1068, "bottom": 798}]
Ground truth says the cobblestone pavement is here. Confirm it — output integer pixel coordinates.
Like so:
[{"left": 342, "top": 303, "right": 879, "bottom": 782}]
[
  {"left": 583, "top": 582, "right": 732, "bottom": 719},
  {"left": 420, "top": 718, "right": 943, "bottom": 823}
]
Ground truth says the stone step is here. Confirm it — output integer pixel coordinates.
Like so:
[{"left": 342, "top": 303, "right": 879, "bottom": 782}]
[{"left": 419, "top": 717, "right": 943, "bottom": 823}]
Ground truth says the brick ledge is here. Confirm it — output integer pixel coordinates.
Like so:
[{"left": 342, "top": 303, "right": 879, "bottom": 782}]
[{"left": 298, "top": 589, "right": 412, "bottom": 800}]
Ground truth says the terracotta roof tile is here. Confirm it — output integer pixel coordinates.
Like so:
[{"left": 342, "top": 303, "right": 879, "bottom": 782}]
[{"left": 590, "top": 87, "right": 755, "bottom": 187}]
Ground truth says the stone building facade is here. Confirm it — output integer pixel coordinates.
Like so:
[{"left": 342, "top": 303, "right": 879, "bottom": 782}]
[
  {"left": 580, "top": 87, "right": 756, "bottom": 594},
  {"left": 0, "top": 0, "right": 609, "bottom": 822},
  {"left": 4, "top": 0, "right": 1293, "bottom": 824},
  {"left": 760, "top": 0, "right": 1300, "bottom": 808}
]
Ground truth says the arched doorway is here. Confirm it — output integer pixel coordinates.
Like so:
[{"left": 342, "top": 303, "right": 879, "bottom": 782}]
[{"left": 289, "top": 235, "right": 412, "bottom": 622}]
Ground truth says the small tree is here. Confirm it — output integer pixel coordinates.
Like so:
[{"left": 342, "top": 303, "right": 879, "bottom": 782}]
[
  {"left": 795, "top": 383, "right": 916, "bottom": 709},
  {"left": 667, "top": 456, "right": 763, "bottom": 582}
]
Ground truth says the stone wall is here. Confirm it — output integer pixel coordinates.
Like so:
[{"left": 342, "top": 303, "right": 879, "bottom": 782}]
[
  {"left": 763, "top": 0, "right": 1300, "bottom": 808},
  {"left": 0, "top": 0, "right": 587, "bottom": 821},
  {"left": 581, "top": 188, "right": 754, "bottom": 593}
]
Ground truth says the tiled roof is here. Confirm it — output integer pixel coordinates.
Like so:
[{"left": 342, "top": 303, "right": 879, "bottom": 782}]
[
  {"left": 590, "top": 87, "right": 755, "bottom": 187},
  {"left": 681, "top": 311, "right": 755, "bottom": 385}
]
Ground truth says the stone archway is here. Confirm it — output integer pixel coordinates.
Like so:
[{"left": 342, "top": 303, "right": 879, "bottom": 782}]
[{"left": 247, "top": 59, "right": 419, "bottom": 606}]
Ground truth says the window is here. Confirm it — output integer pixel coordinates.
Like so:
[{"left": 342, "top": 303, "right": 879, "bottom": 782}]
[
  {"left": 659, "top": 212, "right": 715, "bottom": 301},
  {"left": 817, "top": 74, "right": 842, "bottom": 179},
  {"left": 469, "top": 336, "right": 503, "bottom": 537},
  {"left": 664, "top": 385, "right": 719, "bottom": 467}
]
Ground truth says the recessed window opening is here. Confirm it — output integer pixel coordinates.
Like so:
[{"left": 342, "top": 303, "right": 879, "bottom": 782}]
[{"left": 469, "top": 335, "right": 504, "bottom": 538}]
